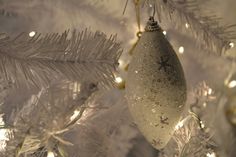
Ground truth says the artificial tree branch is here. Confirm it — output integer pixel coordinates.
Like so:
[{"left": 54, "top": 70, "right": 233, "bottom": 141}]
[
  {"left": 142, "top": 0, "right": 236, "bottom": 55},
  {"left": 5, "top": 81, "right": 98, "bottom": 157},
  {"left": 0, "top": 29, "right": 122, "bottom": 89}
]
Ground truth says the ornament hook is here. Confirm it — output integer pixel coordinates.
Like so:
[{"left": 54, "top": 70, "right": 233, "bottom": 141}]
[
  {"left": 152, "top": 4, "right": 156, "bottom": 17},
  {"left": 148, "top": 2, "right": 157, "bottom": 18}
]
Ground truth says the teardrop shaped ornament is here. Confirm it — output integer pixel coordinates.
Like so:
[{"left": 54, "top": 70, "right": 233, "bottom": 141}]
[{"left": 126, "top": 17, "right": 187, "bottom": 149}]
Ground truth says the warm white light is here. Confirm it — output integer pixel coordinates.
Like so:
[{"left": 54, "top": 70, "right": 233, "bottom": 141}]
[
  {"left": 229, "top": 42, "right": 234, "bottom": 48},
  {"left": 228, "top": 80, "right": 236, "bottom": 88},
  {"left": 208, "top": 88, "right": 213, "bottom": 95},
  {"left": 200, "top": 121, "right": 205, "bottom": 129},
  {"left": 118, "top": 60, "right": 124, "bottom": 67},
  {"left": 185, "top": 23, "right": 190, "bottom": 28},
  {"left": 29, "top": 31, "right": 36, "bottom": 37},
  {"left": 70, "top": 110, "right": 80, "bottom": 121},
  {"left": 115, "top": 77, "right": 123, "bottom": 83},
  {"left": 175, "top": 120, "right": 184, "bottom": 130},
  {"left": 163, "top": 31, "right": 167, "bottom": 35},
  {"left": 206, "top": 152, "right": 216, "bottom": 157},
  {"left": 47, "top": 151, "right": 55, "bottom": 157},
  {"left": 204, "top": 90, "right": 208, "bottom": 96},
  {"left": 178, "top": 46, "right": 185, "bottom": 54}
]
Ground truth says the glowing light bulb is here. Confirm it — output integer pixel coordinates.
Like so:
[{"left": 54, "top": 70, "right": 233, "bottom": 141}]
[
  {"left": 47, "top": 151, "right": 55, "bottom": 157},
  {"left": 200, "top": 121, "right": 205, "bottom": 129},
  {"left": 178, "top": 46, "right": 184, "bottom": 54},
  {"left": 185, "top": 23, "right": 190, "bottom": 28},
  {"left": 163, "top": 31, "right": 167, "bottom": 35},
  {"left": 29, "top": 31, "right": 36, "bottom": 37},
  {"left": 70, "top": 110, "right": 80, "bottom": 121},
  {"left": 228, "top": 80, "right": 236, "bottom": 88},
  {"left": 229, "top": 42, "right": 234, "bottom": 48},
  {"left": 206, "top": 152, "right": 216, "bottom": 157},
  {"left": 115, "top": 77, "right": 123, "bottom": 83},
  {"left": 118, "top": 59, "right": 124, "bottom": 67},
  {"left": 175, "top": 120, "right": 184, "bottom": 130},
  {"left": 208, "top": 88, "right": 213, "bottom": 95}
]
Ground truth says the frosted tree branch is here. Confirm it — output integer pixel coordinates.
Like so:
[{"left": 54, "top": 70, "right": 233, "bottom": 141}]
[
  {"left": 142, "top": 0, "right": 236, "bottom": 55},
  {"left": 0, "top": 29, "right": 122, "bottom": 88},
  {"left": 4, "top": 81, "right": 98, "bottom": 157}
]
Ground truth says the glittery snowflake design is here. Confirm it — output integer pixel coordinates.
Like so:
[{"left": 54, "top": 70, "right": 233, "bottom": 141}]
[
  {"left": 151, "top": 139, "right": 163, "bottom": 147},
  {"left": 158, "top": 56, "right": 172, "bottom": 72}
]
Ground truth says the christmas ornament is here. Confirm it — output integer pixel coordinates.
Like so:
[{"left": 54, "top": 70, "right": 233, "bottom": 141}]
[{"left": 126, "top": 17, "right": 187, "bottom": 149}]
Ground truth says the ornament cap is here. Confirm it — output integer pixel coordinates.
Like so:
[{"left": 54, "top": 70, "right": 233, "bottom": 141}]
[{"left": 145, "top": 16, "right": 161, "bottom": 32}]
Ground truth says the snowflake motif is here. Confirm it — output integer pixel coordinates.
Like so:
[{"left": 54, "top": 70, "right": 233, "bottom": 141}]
[
  {"left": 160, "top": 115, "right": 169, "bottom": 125},
  {"left": 151, "top": 139, "right": 163, "bottom": 146},
  {"left": 158, "top": 56, "right": 172, "bottom": 72}
]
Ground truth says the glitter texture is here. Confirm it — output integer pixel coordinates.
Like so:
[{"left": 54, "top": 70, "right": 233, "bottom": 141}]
[{"left": 126, "top": 18, "right": 187, "bottom": 149}]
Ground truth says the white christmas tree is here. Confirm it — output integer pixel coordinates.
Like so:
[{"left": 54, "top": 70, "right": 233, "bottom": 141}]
[{"left": 0, "top": 0, "right": 236, "bottom": 157}]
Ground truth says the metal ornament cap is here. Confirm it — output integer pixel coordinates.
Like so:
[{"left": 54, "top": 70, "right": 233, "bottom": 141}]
[{"left": 145, "top": 16, "right": 161, "bottom": 32}]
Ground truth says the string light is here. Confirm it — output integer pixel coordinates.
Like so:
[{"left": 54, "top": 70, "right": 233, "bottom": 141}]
[
  {"left": 163, "top": 31, "right": 167, "bottom": 35},
  {"left": 208, "top": 88, "right": 213, "bottom": 95},
  {"left": 228, "top": 80, "right": 236, "bottom": 88},
  {"left": 115, "top": 75, "right": 125, "bottom": 89},
  {"left": 178, "top": 46, "right": 185, "bottom": 54},
  {"left": 200, "top": 120, "right": 205, "bottom": 129},
  {"left": 118, "top": 59, "right": 126, "bottom": 70},
  {"left": 229, "top": 42, "right": 234, "bottom": 48},
  {"left": 70, "top": 110, "right": 80, "bottom": 121},
  {"left": 185, "top": 23, "right": 190, "bottom": 29},
  {"left": 47, "top": 151, "right": 55, "bottom": 157},
  {"left": 115, "top": 77, "right": 123, "bottom": 84},
  {"left": 29, "top": 31, "right": 36, "bottom": 37},
  {"left": 206, "top": 152, "right": 216, "bottom": 157},
  {"left": 118, "top": 60, "right": 124, "bottom": 67},
  {"left": 175, "top": 117, "right": 190, "bottom": 130},
  {"left": 175, "top": 120, "right": 184, "bottom": 130}
]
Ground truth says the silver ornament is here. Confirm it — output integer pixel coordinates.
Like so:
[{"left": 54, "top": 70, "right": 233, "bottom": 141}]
[{"left": 126, "top": 17, "right": 187, "bottom": 149}]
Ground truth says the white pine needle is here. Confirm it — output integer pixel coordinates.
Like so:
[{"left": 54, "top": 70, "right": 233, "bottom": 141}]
[
  {"left": 143, "top": 0, "right": 236, "bottom": 55},
  {"left": 0, "top": 29, "right": 122, "bottom": 88}
]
